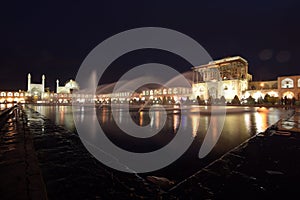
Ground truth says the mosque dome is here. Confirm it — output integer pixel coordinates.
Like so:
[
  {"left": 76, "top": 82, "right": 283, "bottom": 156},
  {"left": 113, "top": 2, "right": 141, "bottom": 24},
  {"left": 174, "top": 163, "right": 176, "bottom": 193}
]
[{"left": 65, "top": 79, "right": 79, "bottom": 90}]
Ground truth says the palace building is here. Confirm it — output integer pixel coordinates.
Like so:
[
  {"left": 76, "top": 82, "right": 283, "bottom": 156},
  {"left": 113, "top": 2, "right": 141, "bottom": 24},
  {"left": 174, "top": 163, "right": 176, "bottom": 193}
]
[{"left": 191, "top": 56, "right": 252, "bottom": 101}]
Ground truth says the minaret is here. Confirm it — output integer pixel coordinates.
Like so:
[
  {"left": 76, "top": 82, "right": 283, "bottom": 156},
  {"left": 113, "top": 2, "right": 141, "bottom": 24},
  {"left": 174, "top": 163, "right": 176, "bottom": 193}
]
[
  {"left": 42, "top": 74, "right": 45, "bottom": 92},
  {"left": 27, "top": 73, "right": 31, "bottom": 92},
  {"left": 56, "top": 79, "right": 59, "bottom": 93}
]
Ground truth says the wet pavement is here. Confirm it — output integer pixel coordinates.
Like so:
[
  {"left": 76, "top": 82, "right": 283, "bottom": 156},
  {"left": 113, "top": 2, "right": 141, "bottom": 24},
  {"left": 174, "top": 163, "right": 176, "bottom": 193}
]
[
  {"left": 0, "top": 107, "right": 47, "bottom": 200},
  {"left": 167, "top": 108, "right": 300, "bottom": 199},
  {"left": 24, "top": 107, "right": 160, "bottom": 200}
]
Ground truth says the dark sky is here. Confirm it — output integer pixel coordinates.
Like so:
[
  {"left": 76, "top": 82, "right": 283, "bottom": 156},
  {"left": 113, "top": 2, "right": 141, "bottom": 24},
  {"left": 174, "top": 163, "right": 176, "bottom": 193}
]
[{"left": 0, "top": 0, "right": 299, "bottom": 91}]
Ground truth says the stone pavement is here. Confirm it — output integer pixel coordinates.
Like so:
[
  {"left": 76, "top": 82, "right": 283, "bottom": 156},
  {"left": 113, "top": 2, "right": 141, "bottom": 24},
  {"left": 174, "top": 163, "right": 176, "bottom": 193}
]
[
  {"left": 167, "top": 108, "right": 300, "bottom": 199},
  {"left": 0, "top": 106, "right": 47, "bottom": 200}
]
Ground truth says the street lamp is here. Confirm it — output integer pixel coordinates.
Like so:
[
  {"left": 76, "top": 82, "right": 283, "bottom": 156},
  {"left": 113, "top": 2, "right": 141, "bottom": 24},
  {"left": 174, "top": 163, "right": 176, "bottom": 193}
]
[{"left": 260, "top": 83, "right": 264, "bottom": 90}]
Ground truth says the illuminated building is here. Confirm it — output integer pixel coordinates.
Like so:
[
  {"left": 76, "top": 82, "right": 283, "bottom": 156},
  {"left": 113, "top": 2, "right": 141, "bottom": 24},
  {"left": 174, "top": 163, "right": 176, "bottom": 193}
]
[
  {"left": 192, "top": 56, "right": 252, "bottom": 101},
  {"left": 278, "top": 75, "right": 300, "bottom": 100},
  {"left": 0, "top": 56, "right": 299, "bottom": 105}
]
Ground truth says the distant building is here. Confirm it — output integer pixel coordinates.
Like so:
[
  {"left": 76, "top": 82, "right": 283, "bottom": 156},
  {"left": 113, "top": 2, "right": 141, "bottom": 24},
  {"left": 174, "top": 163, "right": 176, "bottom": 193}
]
[
  {"left": 0, "top": 91, "right": 25, "bottom": 104},
  {"left": 27, "top": 73, "right": 46, "bottom": 100},
  {"left": 56, "top": 79, "right": 79, "bottom": 94},
  {"left": 1, "top": 57, "right": 300, "bottom": 105}
]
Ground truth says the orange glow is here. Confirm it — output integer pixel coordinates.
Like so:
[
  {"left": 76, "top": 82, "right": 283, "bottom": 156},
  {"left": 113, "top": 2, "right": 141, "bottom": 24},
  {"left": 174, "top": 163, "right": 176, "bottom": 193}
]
[{"left": 139, "top": 111, "right": 144, "bottom": 126}]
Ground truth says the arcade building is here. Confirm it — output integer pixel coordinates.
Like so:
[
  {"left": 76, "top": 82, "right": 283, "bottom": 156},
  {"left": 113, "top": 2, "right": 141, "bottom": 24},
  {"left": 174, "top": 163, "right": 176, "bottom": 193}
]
[{"left": 0, "top": 56, "right": 299, "bottom": 104}]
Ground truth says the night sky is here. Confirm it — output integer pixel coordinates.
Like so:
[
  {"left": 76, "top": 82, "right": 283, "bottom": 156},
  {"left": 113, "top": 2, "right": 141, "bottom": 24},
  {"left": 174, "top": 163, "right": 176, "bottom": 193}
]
[{"left": 0, "top": 0, "right": 299, "bottom": 91}]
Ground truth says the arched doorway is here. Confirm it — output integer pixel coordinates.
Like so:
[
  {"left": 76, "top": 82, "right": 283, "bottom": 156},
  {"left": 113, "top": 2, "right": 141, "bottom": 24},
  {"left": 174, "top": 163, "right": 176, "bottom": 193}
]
[
  {"left": 208, "top": 87, "right": 217, "bottom": 99},
  {"left": 282, "top": 91, "right": 294, "bottom": 99}
]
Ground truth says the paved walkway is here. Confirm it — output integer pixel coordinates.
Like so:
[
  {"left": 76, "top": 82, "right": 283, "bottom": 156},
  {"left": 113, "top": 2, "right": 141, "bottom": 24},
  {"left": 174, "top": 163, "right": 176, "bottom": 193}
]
[
  {"left": 167, "top": 108, "right": 300, "bottom": 199},
  {"left": 0, "top": 107, "right": 47, "bottom": 200}
]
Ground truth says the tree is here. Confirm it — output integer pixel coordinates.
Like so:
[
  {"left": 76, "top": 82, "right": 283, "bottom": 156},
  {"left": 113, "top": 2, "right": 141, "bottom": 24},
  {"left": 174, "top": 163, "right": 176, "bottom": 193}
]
[
  {"left": 231, "top": 95, "right": 241, "bottom": 105},
  {"left": 264, "top": 94, "right": 271, "bottom": 103},
  {"left": 220, "top": 96, "right": 226, "bottom": 105},
  {"left": 246, "top": 95, "right": 256, "bottom": 105},
  {"left": 162, "top": 96, "right": 167, "bottom": 105}
]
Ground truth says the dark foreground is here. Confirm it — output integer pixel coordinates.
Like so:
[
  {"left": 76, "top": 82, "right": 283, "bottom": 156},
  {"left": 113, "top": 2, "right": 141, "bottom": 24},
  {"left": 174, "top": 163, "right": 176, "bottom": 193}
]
[{"left": 0, "top": 106, "right": 300, "bottom": 199}]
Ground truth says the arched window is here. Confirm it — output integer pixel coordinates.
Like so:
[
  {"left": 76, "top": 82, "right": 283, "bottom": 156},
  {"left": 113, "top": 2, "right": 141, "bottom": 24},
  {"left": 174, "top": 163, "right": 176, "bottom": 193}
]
[
  {"left": 199, "top": 86, "right": 205, "bottom": 92},
  {"left": 298, "top": 79, "right": 300, "bottom": 88},
  {"left": 0, "top": 92, "right": 6, "bottom": 97},
  {"left": 281, "top": 78, "right": 294, "bottom": 89},
  {"left": 14, "top": 92, "right": 19, "bottom": 97},
  {"left": 163, "top": 89, "right": 167, "bottom": 95},
  {"left": 7, "top": 92, "right": 13, "bottom": 96},
  {"left": 173, "top": 88, "right": 178, "bottom": 94}
]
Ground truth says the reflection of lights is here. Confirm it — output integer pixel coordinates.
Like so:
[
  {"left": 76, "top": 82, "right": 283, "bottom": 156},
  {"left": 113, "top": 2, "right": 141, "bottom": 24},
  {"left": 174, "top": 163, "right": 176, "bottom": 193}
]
[
  {"left": 150, "top": 111, "right": 154, "bottom": 128},
  {"left": 244, "top": 113, "right": 251, "bottom": 132},
  {"left": 0, "top": 104, "right": 5, "bottom": 110},
  {"left": 257, "top": 107, "right": 268, "bottom": 112},
  {"left": 190, "top": 114, "right": 200, "bottom": 137},
  {"left": 254, "top": 111, "right": 268, "bottom": 133},
  {"left": 139, "top": 111, "right": 144, "bottom": 126},
  {"left": 118, "top": 109, "right": 123, "bottom": 124},
  {"left": 80, "top": 107, "right": 84, "bottom": 122},
  {"left": 281, "top": 121, "right": 294, "bottom": 130},
  {"left": 173, "top": 114, "right": 180, "bottom": 133},
  {"left": 155, "top": 111, "right": 160, "bottom": 130}
]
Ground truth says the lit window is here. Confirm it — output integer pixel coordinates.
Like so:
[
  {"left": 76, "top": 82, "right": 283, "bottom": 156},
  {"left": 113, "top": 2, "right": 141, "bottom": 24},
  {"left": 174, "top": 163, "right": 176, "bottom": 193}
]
[
  {"left": 173, "top": 88, "right": 178, "bottom": 94},
  {"left": 281, "top": 78, "right": 294, "bottom": 89},
  {"left": 298, "top": 79, "right": 300, "bottom": 88},
  {"left": 7, "top": 92, "right": 12, "bottom": 97},
  {"left": 0, "top": 92, "right": 6, "bottom": 97}
]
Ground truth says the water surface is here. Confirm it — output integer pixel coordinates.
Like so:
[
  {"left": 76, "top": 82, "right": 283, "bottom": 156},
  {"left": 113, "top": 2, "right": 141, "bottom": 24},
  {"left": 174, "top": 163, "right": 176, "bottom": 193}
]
[{"left": 30, "top": 105, "right": 286, "bottom": 180}]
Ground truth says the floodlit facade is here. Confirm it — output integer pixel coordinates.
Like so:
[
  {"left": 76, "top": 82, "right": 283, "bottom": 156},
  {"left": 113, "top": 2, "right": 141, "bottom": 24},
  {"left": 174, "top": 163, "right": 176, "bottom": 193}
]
[
  {"left": 278, "top": 75, "right": 300, "bottom": 100},
  {"left": 192, "top": 56, "right": 252, "bottom": 101}
]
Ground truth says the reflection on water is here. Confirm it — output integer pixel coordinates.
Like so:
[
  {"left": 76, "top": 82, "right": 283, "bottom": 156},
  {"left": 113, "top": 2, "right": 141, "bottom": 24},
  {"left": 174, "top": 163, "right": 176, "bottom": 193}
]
[
  {"left": 0, "top": 103, "right": 14, "bottom": 111},
  {"left": 29, "top": 105, "right": 287, "bottom": 180}
]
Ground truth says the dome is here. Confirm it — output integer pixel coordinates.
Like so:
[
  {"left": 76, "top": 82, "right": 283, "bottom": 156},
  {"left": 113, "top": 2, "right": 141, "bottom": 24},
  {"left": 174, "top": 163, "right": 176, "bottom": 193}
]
[{"left": 65, "top": 79, "right": 79, "bottom": 90}]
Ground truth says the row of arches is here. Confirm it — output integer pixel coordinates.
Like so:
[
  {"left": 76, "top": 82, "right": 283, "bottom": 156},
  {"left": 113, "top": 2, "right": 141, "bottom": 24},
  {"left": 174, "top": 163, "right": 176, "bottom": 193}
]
[{"left": 0, "top": 92, "right": 24, "bottom": 97}]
